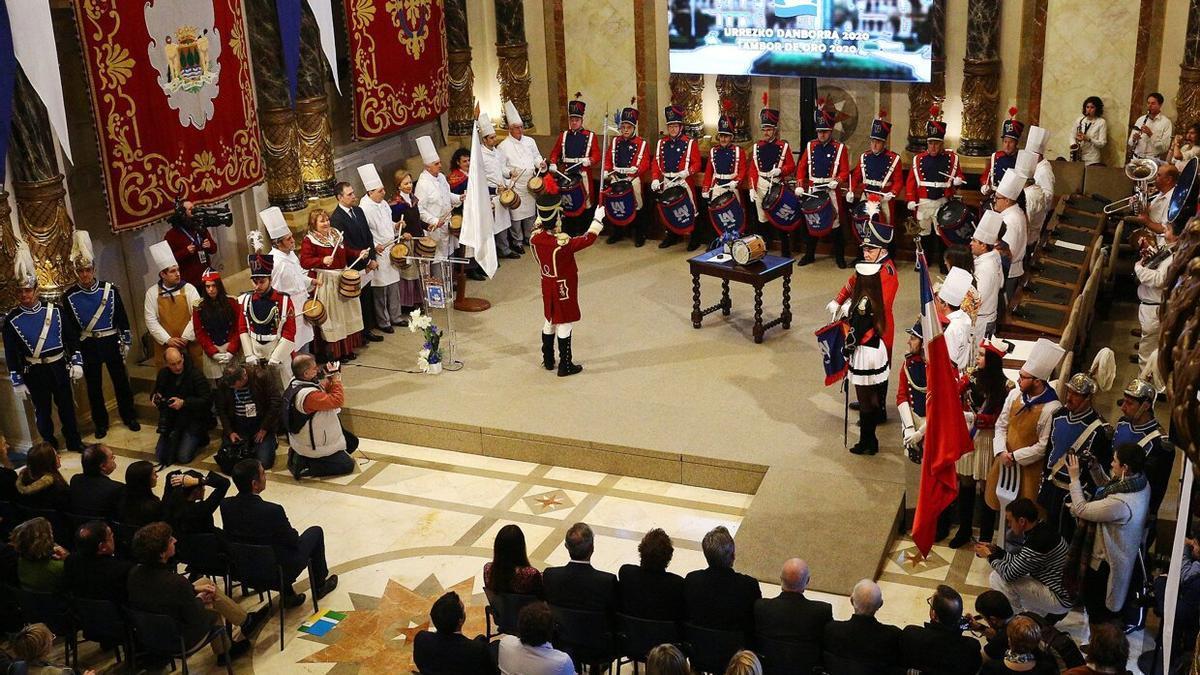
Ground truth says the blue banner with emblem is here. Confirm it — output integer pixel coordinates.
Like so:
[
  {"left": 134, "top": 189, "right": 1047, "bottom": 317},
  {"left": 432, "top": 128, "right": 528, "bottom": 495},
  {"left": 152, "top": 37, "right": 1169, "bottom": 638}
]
[{"left": 815, "top": 320, "right": 848, "bottom": 386}]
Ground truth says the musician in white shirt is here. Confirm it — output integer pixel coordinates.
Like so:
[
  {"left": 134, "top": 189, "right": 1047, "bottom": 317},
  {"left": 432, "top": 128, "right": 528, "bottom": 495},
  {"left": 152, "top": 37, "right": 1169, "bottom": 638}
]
[
  {"left": 497, "top": 101, "right": 546, "bottom": 253},
  {"left": 1129, "top": 93, "right": 1173, "bottom": 160},
  {"left": 1072, "top": 97, "right": 1107, "bottom": 165},
  {"left": 261, "top": 207, "right": 315, "bottom": 356},
  {"left": 478, "top": 112, "right": 517, "bottom": 260},
  {"left": 1133, "top": 225, "right": 1176, "bottom": 380},
  {"left": 357, "top": 164, "right": 404, "bottom": 332},
  {"left": 1138, "top": 164, "right": 1178, "bottom": 245},
  {"left": 1021, "top": 131, "right": 1055, "bottom": 250},
  {"left": 1171, "top": 123, "right": 1200, "bottom": 170},
  {"left": 414, "top": 136, "right": 463, "bottom": 260}
]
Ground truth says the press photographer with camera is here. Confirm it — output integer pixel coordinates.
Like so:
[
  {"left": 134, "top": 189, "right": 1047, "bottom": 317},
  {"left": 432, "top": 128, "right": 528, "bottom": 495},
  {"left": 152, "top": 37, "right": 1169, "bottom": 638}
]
[
  {"left": 215, "top": 362, "right": 282, "bottom": 471},
  {"left": 152, "top": 346, "right": 214, "bottom": 468},
  {"left": 164, "top": 198, "right": 232, "bottom": 289},
  {"left": 282, "top": 354, "right": 359, "bottom": 480}
]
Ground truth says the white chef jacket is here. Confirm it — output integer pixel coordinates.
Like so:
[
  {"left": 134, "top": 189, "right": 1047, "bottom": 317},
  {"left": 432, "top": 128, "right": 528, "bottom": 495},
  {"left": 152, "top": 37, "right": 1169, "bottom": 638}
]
[
  {"left": 270, "top": 248, "right": 314, "bottom": 351},
  {"left": 993, "top": 388, "right": 1062, "bottom": 465},
  {"left": 1072, "top": 115, "right": 1107, "bottom": 164},
  {"left": 415, "top": 169, "right": 462, "bottom": 258},
  {"left": 481, "top": 144, "right": 515, "bottom": 236},
  {"left": 359, "top": 195, "right": 399, "bottom": 287},
  {"left": 1129, "top": 112, "right": 1173, "bottom": 160},
  {"left": 1000, "top": 205, "right": 1028, "bottom": 279},
  {"left": 1147, "top": 187, "right": 1174, "bottom": 246},
  {"left": 1023, "top": 159, "right": 1056, "bottom": 244},
  {"left": 944, "top": 308, "right": 974, "bottom": 373},
  {"left": 973, "top": 248, "right": 1003, "bottom": 334},
  {"left": 497, "top": 134, "right": 543, "bottom": 221},
  {"left": 143, "top": 281, "right": 200, "bottom": 345}
]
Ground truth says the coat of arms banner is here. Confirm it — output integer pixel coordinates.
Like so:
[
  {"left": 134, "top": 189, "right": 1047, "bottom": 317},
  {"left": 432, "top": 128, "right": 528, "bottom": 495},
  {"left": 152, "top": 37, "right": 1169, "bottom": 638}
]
[
  {"left": 344, "top": 0, "right": 450, "bottom": 140},
  {"left": 75, "top": 0, "right": 263, "bottom": 231}
]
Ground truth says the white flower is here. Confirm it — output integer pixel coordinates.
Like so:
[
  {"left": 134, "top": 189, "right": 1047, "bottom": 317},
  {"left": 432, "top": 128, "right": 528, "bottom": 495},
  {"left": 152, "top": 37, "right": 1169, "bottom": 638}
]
[
  {"left": 417, "top": 355, "right": 429, "bottom": 372},
  {"left": 408, "top": 309, "right": 423, "bottom": 333},
  {"left": 419, "top": 348, "right": 430, "bottom": 359}
]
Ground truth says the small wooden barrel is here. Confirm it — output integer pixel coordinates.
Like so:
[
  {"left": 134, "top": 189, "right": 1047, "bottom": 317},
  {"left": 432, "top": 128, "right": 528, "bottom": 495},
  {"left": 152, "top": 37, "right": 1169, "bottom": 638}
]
[
  {"left": 338, "top": 269, "right": 362, "bottom": 298},
  {"left": 414, "top": 237, "right": 437, "bottom": 258},
  {"left": 302, "top": 298, "right": 327, "bottom": 325},
  {"left": 449, "top": 213, "right": 463, "bottom": 237}
]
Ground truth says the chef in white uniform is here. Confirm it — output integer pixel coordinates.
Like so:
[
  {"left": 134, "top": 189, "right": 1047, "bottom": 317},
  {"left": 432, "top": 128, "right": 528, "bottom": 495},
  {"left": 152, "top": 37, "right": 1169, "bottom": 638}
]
[
  {"left": 1022, "top": 128, "right": 1056, "bottom": 249},
  {"left": 414, "top": 135, "right": 462, "bottom": 259},
  {"left": 995, "top": 169, "right": 1029, "bottom": 301},
  {"left": 938, "top": 267, "right": 976, "bottom": 373},
  {"left": 262, "top": 207, "right": 315, "bottom": 358},
  {"left": 497, "top": 100, "right": 546, "bottom": 252},
  {"left": 478, "top": 112, "right": 516, "bottom": 259},
  {"left": 358, "top": 163, "right": 403, "bottom": 332},
  {"left": 971, "top": 210, "right": 1005, "bottom": 340}
]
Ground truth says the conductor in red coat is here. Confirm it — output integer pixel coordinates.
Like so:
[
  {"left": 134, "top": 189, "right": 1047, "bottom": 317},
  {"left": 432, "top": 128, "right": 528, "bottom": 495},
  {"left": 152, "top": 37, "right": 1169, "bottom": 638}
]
[
  {"left": 165, "top": 201, "right": 218, "bottom": 290},
  {"left": 530, "top": 186, "right": 604, "bottom": 378}
]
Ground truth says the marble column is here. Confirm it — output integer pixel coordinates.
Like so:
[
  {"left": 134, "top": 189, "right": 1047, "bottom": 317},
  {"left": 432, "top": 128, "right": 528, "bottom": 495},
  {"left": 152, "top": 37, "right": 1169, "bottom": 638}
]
[
  {"left": 907, "top": 0, "right": 947, "bottom": 153},
  {"left": 245, "top": 0, "right": 305, "bottom": 211},
  {"left": 715, "top": 75, "right": 752, "bottom": 142},
  {"left": 959, "top": 0, "right": 1002, "bottom": 156},
  {"left": 495, "top": 0, "right": 534, "bottom": 130},
  {"left": 297, "top": 5, "right": 336, "bottom": 198},
  {"left": 10, "top": 68, "right": 75, "bottom": 301},
  {"left": 446, "top": 0, "right": 475, "bottom": 137},
  {"left": 1176, "top": 0, "right": 1200, "bottom": 131},
  {"left": 669, "top": 73, "right": 705, "bottom": 139}
]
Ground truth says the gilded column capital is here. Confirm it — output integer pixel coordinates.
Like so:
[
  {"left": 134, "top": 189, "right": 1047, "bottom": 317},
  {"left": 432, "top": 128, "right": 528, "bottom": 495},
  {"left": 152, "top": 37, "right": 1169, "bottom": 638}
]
[{"left": 669, "top": 73, "right": 705, "bottom": 139}]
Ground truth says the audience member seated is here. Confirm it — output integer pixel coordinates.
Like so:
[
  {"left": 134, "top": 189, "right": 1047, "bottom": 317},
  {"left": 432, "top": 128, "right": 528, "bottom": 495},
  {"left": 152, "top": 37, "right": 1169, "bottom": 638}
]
[
  {"left": 976, "top": 497, "right": 1072, "bottom": 618},
  {"left": 683, "top": 525, "right": 761, "bottom": 635},
  {"left": 14, "top": 443, "right": 69, "bottom": 512},
  {"left": 542, "top": 522, "right": 618, "bottom": 615},
  {"left": 823, "top": 579, "right": 902, "bottom": 670},
  {"left": 645, "top": 643, "right": 691, "bottom": 675},
  {"left": 10, "top": 517, "right": 67, "bottom": 592},
  {"left": 1062, "top": 622, "right": 1129, "bottom": 675},
  {"left": 127, "top": 522, "right": 265, "bottom": 663},
  {"left": 618, "top": 527, "right": 684, "bottom": 621},
  {"left": 723, "top": 649, "right": 763, "bottom": 675},
  {"left": 900, "top": 584, "right": 982, "bottom": 675},
  {"left": 0, "top": 436, "right": 17, "bottom": 504},
  {"left": 754, "top": 557, "right": 832, "bottom": 651},
  {"left": 283, "top": 355, "right": 359, "bottom": 479},
  {"left": 979, "top": 615, "right": 1059, "bottom": 675},
  {"left": 152, "top": 347, "right": 213, "bottom": 467},
  {"left": 484, "top": 523, "right": 543, "bottom": 596},
  {"left": 64, "top": 520, "right": 132, "bottom": 604},
  {"left": 163, "top": 469, "right": 230, "bottom": 538},
  {"left": 119, "top": 461, "right": 163, "bottom": 527},
  {"left": 968, "top": 590, "right": 1015, "bottom": 662},
  {"left": 1066, "top": 445, "right": 1151, "bottom": 629},
  {"left": 497, "top": 601, "right": 574, "bottom": 675},
  {"left": 69, "top": 444, "right": 124, "bottom": 519},
  {"left": 215, "top": 363, "right": 282, "bottom": 470},
  {"left": 220, "top": 459, "right": 338, "bottom": 607},
  {"left": 413, "top": 590, "right": 497, "bottom": 675},
  {"left": 10, "top": 623, "right": 84, "bottom": 675}
]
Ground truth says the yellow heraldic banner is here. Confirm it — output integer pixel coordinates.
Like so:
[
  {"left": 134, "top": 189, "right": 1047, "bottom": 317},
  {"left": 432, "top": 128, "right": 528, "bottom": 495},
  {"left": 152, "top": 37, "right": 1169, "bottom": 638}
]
[
  {"left": 75, "top": 0, "right": 263, "bottom": 231},
  {"left": 344, "top": 0, "right": 450, "bottom": 139}
]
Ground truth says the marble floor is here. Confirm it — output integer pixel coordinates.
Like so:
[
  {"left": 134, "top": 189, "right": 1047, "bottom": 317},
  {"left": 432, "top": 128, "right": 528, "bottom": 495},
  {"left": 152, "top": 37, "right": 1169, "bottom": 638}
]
[{"left": 39, "top": 427, "right": 1156, "bottom": 673}]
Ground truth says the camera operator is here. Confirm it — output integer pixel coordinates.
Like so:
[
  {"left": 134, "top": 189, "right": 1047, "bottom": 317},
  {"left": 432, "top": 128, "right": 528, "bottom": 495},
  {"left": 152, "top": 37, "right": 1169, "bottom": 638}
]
[
  {"left": 282, "top": 354, "right": 360, "bottom": 480},
  {"left": 165, "top": 199, "right": 219, "bottom": 289},
  {"left": 152, "top": 346, "right": 214, "bottom": 468}
]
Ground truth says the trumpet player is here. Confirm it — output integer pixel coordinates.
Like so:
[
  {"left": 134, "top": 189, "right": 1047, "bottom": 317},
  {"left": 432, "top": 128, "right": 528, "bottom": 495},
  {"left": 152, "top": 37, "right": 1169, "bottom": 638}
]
[
  {"left": 1128, "top": 93, "right": 1173, "bottom": 161},
  {"left": 1133, "top": 222, "right": 1176, "bottom": 372}
]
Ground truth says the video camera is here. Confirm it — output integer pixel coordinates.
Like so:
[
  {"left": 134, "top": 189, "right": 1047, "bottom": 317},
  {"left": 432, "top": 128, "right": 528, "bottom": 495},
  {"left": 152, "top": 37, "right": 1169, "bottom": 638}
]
[{"left": 171, "top": 197, "right": 234, "bottom": 229}]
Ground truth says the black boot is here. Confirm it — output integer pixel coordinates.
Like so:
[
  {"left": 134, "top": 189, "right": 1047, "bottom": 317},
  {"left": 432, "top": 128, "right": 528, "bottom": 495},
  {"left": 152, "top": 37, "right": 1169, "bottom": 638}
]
[
  {"left": 948, "top": 482, "right": 975, "bottom": 548},
  {"left": 779, "top": 231, "right": 792, "bottom": 258},
  {"left": 606, "top": 227, "right": 624, "bottom": 245},
  {"left": 556, "top": 336, "right": 583, "bottom": 377},
  {"left": 658, "top": 231, "right": 680, "bottom": 249},
  {"left": 850, "top": 410, "right": 879, "bottom": 455},
  {"left": 541, "top": 333, "right": 555, "bottom": 370},
  {"left": 978, "top": 504, "right": 997, "bottom": 544},
  {"left": 833, "top": 228, "right": 847, "bottom": 268},
  {"left": 686, "top": 229, "right": 704, "bottom": 252},
  {"left": 797, "top": 233, "right": 817, "bottom": 266}
]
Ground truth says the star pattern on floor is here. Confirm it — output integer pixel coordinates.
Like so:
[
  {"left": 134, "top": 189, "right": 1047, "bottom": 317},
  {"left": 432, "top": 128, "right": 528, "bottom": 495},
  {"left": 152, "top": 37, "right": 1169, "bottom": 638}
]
[
  {"left": 299, "top": 575, "right": 486, "bottom": 674},
  {"left": 893, "top": 544, "right": 950, "bottom": 574},
  {"left": 525, "top": 489, "right": 573, "bottom": 513}
]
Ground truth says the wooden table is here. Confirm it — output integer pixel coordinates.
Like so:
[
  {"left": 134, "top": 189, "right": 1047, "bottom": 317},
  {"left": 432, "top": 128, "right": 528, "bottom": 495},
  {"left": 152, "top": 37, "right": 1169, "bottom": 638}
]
[{"left": 688, "top": 249, "right": 794, "bottom": 343}]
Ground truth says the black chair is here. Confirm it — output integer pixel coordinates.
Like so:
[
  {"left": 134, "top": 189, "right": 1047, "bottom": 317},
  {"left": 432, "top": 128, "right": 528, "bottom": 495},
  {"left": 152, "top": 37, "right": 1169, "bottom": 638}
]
[
  {"left": 616, "top": 613, "right": 680, "bottom": 674},
  {"left": 15, "top": 506, "right": 70, "bottom": 546},
  {"left": 483, "top": 589, "right": 539, "bottom": 639},
  {"left": 821, "top": 650, "right": 887, "bottom": 675},
  {"left": 549, "top": 605, "right": 617, "bottom": 674},
  {"left": 176, "top": 532, "right": 231, "bottom": 595},
  {"left": 755, "top": 635, "right": 821, "bottom": 675},
  {"left": 11, "top": 585, "right": 77, "bottom": 668},
  {"left": 228, "top": 541, "right": 316, "bottom": 650},
  {"left": 126, "top": 607, "right": 233, "bottom": 675},
  {"left": 112, "top": 521, "right": 139, "bottom": 558},
  {"left": 74, "top": 596, "right": 135, "bottom": 671},
  {"left": 682, "top": 623, "right": 744, "bottom": 675}
]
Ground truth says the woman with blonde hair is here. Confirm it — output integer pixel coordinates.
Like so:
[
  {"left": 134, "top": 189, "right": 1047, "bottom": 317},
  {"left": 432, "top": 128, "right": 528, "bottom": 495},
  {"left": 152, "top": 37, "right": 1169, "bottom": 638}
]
[
  {"left": 299, "top": 209, "right": 365, "bottom": 362},
  {"left": 10, "top": 518, "right": 68, "bottom": 592},
  {"left": 10, "top": 622, "right": 93, "bottom": 675},
  {"left": 646, "top": 643, "right": 692, "bottom": 675},
  {"left": 723, "top": 650, "right": 762, "bottom": 675}
]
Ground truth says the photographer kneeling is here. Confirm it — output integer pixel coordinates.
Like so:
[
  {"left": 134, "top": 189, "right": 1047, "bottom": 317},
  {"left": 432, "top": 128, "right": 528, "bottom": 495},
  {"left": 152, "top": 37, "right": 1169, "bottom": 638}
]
[
  {"left": 283, "top": 354, "right": 359, "bottom": 479},
  {"left": 216, "top": 363, "right": 282, "bottom": 470}
]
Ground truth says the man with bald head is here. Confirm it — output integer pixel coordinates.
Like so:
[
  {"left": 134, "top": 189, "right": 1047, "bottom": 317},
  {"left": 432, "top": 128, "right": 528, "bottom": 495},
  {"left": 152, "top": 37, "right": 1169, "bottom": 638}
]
[
  {"left": 753, "top": 558, "right": 832, "bottom": 670},
  {"left": 151, "top": 346, "right": 213, "bottom": 467},
  {"left": 823, "top": 579, "right": 902, "bottom": 670}
]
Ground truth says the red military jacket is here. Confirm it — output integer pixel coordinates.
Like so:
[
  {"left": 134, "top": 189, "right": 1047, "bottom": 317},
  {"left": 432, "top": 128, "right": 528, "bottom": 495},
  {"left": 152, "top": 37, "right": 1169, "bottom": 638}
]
[
  {"left": 165, "top": 225, "right": 218, "bottom": 289},
  {"left": 833, "top": 256, "right": 899, "bottom": 354},
  {"left": 795, "top": 139, "right": 850, "bottom": 191},
  {"left": 530, "top": 228, "right": 598, "bottom": 324},
  {"left": 651, "top": 135, "right": 701, "bottom": 185},
  {"left": 702, "top": 144, "right": 748, "bottom": 193},
  {"left": 905, "top": 150, "right": 965, "bottom": 202},
  {"left": 603, "top": 135, "right": 651, "bottom": 180}
]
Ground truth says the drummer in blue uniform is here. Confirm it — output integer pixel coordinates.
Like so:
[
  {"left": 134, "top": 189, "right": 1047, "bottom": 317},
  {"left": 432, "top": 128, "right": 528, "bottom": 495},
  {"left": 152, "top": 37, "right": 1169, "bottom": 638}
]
[
  {"left": 747, "top": 93, "right": 798, "bottom": 257},
  {"left": 849, "top": 110, "right": 904, "bottom": 256},
  {"left": 601, "top": 100, "right": 651, "bottom": 247},
  {"left": 1115, "top": 377, "right": 1172, "bottom": 541},
  {"left": 905, "top": 103, "right": 965, "bottom": 274},
  {"left": 702, "top": 103, "right": 748, "bottom": 243},
  {"left": 980, "top": 106, "right": 1023, "bottom": 201},
  {"left": 3, "top": 243, "right": 86, "bottom": 453},
  {"left": 63, "top": 231, "right": 140, "bottom": 439},
  {"left": 795, "top": 99, "right": 851, "bottom": 268},
  {"left": 1036, "top": 350, "right": 1115, "bottom": 541},
  {"left": 651, "top": 103, "right": 702, "bottom": 251},
  {"left": 549, "top": 92, "right": 603, "bottom": 236}
]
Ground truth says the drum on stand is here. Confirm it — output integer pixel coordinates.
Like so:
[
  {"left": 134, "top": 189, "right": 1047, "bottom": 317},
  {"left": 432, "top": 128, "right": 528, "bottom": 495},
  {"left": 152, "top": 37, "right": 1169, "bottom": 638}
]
[{"left": 730, "top": 234, "right": 767, "bottom": 265}]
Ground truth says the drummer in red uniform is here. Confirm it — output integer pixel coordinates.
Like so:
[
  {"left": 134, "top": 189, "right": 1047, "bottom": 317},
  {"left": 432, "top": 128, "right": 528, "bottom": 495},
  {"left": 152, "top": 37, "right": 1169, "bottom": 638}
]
[
  {"left": 795, "top": 99, "right": 850, "bottom": 268},
  {"left": 849, "top": 110, "right": 903, "bottom": 254},
  {"left": 602, "top": 100, "right": 651, "bottom": 247},
  {"left": 980, "top": 107, "right": 1024, "bottom": 201},
  {"left": 905, "top": 103, "right": 965, "bottom": 274},
  {"left": 549, "top": 92, "right": 603, "bottom": 236},
  {"left": 748, "top": 94, "right": 797, "bottom": 257},
  {"left": 651, "top": 103, "right": 702, "bottom": 251},
  {"left": 702, "top": 103, "right": 748, "bottom": 243},
  {"left": 530, "top": 187, "right": 604, "bottom": 377}
]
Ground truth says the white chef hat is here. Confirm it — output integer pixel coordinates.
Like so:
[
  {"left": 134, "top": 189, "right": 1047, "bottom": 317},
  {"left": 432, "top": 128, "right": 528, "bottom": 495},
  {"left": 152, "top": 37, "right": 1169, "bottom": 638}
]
[
  {"left": 149, "top": 240, "right": 178, "bottom": 272},
  {"left": 1022, "top": 338, "right": 1066, "bottom": 381},
  {"left": 938, "top": 267, "right": 973, "bottom": 306},
  {"left": 504, "top": 100, "right": 523, "bottom": 127},
  {"left": 1026, "top": 126, "right": 1050, "bottom": 155},
  {"left": 415, "top": 136, "right": 440, "bottom": 166},
  {"left": 71, "top": 230, "right": 95, "bottom": 269},
  {"left": 259, "top": 206, "right": 290, "bottom": 241},
  {"left": 997, "top": 170, "right": 1026, "bottom": 200},
  {"left": 478, "top": 112, "right": 495, "bottom": 137},
  {"left": 357, "top": 163, "right": 383, "bottom": 192},
  {"left": 1015, "top": 149, "right": 1039, "bottom": 177},
  {"left": 974, "top": 209, "right": 1002, "bottom": 246}
]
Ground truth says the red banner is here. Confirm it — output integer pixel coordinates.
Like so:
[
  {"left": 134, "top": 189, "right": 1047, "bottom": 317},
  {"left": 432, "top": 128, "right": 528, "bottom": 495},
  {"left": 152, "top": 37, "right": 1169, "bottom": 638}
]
[
  {"left": 344, "top": 0, "right": 450, "bottom": 140},
  {"left": 75, "top": 0, "right": 263, "bottom": 231}
]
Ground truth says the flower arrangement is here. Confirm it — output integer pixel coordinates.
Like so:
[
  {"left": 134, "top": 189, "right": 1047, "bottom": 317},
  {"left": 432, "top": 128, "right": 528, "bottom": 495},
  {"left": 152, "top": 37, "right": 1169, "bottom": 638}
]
[{"left": 408, "top": 308, "right": 444, "bottom": 372}]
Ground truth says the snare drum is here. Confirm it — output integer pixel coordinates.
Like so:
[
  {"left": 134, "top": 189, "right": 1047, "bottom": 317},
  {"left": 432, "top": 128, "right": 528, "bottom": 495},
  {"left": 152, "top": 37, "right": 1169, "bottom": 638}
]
[
  {"left": 449, "top": 213, "right": 463, "bottom": 237},
  {"left": 338, "top": 269, "right": 362, "bottom": 299},
  {"left": 762, "top": 181, "right": 802, "bottom": 231},
  {"left": 389, "top": 240, "right": 410, "bottom": 267},
  {"left": 600, "top": 179, "right": 637, "bottom": 226},
  {"left": 302, "top": 298, "right": 327, "bottom": 326},
  {"left": 527, "top": 175, "right": 545, "bottom": 195},
  {"left": 558, "top": 175, "right": 588, "bottom": 217},
  {"left": 800, "top": 193, "right": 836, "bottom": 237},
  {"left": 655, "top": 185, "right": 696, "bottom": 235},
  {"left": 730, "top": 235, "right": 767, "bottom": 265},
  {"left": 935, "top": 199, "right": 977, "bottom": 247},
  {"left": 498, "top": 187, "right": 521, "bottom": 210}
]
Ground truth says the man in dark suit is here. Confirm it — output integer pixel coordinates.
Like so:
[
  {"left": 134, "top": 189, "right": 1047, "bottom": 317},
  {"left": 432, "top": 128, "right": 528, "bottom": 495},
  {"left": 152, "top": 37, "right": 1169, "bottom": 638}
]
[
  {"left": 683, "top": 525, "right": 761, "bottom": 635},
  {"left": 64, "top": 520, "right": 133, "bottom": 604},
  {"left": 618, "top": 528, "right": 685, "bottom": 621},
  {"left": 754, "top": 558, "right": 832, "bottom": 669},
  {"left": 900, "top": 584, "right": 982, "bottom": 675},
  {"left": 220, "top": 459, "right": 338, "bottom": 608},
  {"left": 413, "top": 591, "right": 496, "bottom": 675},
  {"left": 542, "top": 522, "right": 618, "bottom": 616},
  {"left": 824, "top": 579, "right": 903, "bottom": 671},
  {"left": 328, "top": 181, "right": 382, "bottom": 343},
  {"left": 68, "top": 444, "right": 124, "bottom": 519}
]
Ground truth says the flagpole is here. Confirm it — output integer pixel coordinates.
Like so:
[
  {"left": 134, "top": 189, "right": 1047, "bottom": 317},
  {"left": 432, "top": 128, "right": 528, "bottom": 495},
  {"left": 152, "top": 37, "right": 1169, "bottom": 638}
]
[
  {"left": 842, "top": 377, "right": 849, "bottom": 447},
  {"left": 454, "top": 114, "right": 492, "bottom": 313}
]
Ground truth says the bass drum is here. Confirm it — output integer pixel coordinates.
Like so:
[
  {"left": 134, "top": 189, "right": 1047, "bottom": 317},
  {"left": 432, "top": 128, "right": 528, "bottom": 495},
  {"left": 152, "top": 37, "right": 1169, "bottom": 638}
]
[
  {"left": 655, "top": 185, "right": 696, "bottom": 235},
  {"left": 935, "top": 199, "right": 977, "bottom": 247},
  {"left": 762, "top": 182, "right": 802, "bottom": 231},
  {"left": 800, "top": 193, "right": 836, "bottom": 238}
]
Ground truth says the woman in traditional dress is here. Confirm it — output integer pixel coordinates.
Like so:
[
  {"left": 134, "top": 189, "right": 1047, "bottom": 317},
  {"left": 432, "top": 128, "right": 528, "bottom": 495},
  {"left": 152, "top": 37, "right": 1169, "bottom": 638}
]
[
  {"left": 390, "top": 170, "right": 427, "bottom": 317},
  {"left": 299, "top": 210, "right": 364, "bottom": 362},
  {"left": 844, "top": 263, "right": 889, "bottom": 456},
  {"left": 191, "top": 269, "right": 242, "bottom": 381}
]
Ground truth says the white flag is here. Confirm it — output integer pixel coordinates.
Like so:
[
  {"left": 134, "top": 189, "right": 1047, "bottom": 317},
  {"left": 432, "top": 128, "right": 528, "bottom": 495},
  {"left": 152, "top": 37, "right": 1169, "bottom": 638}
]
[
  {"left": 460, "top": 121, "right": 498, "bottom": 277},
  {"left": 9, "top": 0, "right": 71, "bottom": 163},
  {"left": 304, "top": 0, "right": 342, "bottom": 94}
]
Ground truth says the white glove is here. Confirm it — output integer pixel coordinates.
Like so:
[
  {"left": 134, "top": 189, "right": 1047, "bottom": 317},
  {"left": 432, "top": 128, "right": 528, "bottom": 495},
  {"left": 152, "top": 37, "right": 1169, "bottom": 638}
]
[
  {"left": 14, "top": 384, "right": 29, "bottom": 399},
  {"left": 845, "top": 191, "right": 856, "bottom": 203},
  {"left": 836, "top": 301, "right": 850, "bottom": 321},
  {"left": 549, "top": 163, "right": 558, "bottom": 174},
  {"left": 593, "top": 205, "right": 606, "bottom": 222},
  {"left": 702, "top": 191, "right": 711, "bottom": 200},
  {"left": 119, "top": 343, "right": 130, "bottom": 359},
  {"left": 903, "top": 427, "right": 919, "bottom": 448},
  {"left": 651, "top": 179, "right": 662, "bottom": 192},
  {"left": 70, "top": 364, "right": 83, "bottom": 381},
  {"left": 588, "top": 219, "right": 604, "bottom": 236},
  {"left": 882, "top": 191, "right": 895, "bottom": 201},
  {"left": 215, "top": 351, "right": 234, "bottom": 364},
  {"left": 267, "top": 359, "right": 281, "bottom": 366},
  {"left": 952, "top": 176, "right": 965, "bottom": 187},
  {"left": 795, "top": 187, "right": 804, "bottom": 197},
  {"left": 908, "top": 201, "right": 918, "bottom": 211},
  {"left": 245, "top": 354, "right": 260, "bottom": 366},
  {"left": 825, "top": 300, "right": 840, "bottom": 320},
  {"left": 980, "top": 182, "right": 992, "bottom": 196},
  {"left": 581, "top": 158, "right": 592, "bottom": 168},
  {"left": 828, "top": 180, "right": 840, "bottom": 190},
  {"left": 911, "top": 424, "right": 927, "bottom": 446},
  {"left": 767, "top": 167, "right": 781, "bottom": 178},
  {"left": 620, "top": 166, "right": 636, "bottom": 175}
]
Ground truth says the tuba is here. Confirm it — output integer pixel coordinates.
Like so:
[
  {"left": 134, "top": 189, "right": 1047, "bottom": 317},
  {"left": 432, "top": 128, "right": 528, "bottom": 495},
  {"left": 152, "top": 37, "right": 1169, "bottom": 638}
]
[{"left": 1102, "top": 158, "right": 1159, "bottom": 215}]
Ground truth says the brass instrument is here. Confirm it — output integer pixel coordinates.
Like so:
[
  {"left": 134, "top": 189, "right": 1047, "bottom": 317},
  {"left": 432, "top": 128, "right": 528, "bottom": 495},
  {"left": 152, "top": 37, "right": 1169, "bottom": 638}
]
[
  {"left": 1103, "top": 158, "right": 1159, "bottom": 215},
  {"left": 1070, "top": 118, "right": 1085, "bottom": 162},
  {"left": 1130, "top": 226, "right": 1173, "bottom": 269}
]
